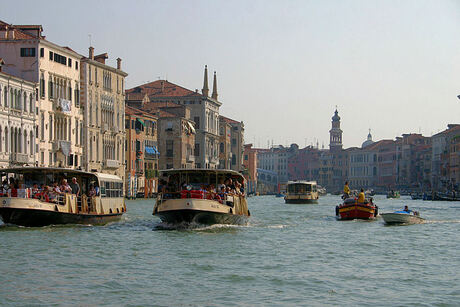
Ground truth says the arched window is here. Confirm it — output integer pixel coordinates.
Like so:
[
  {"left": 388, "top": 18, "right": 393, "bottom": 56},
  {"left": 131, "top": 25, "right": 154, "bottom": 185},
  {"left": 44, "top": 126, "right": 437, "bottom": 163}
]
[
  {"left": 4, "top": 127, "right": 8, "bottom": 152},
  {"left": 23, "top": 92, "right": 27, "bottom": 112},
  {"left": 24, "top": 130, "right": 28, "bottom": 155},
  {"left": 30, "top": 130, "right": 34, "bottom": 155},
  {"left": 29, "top": 94, "right": 33, "bottom": 114},
  {"left": 4, "top": 87, "right": 7, "bottom": 107}
]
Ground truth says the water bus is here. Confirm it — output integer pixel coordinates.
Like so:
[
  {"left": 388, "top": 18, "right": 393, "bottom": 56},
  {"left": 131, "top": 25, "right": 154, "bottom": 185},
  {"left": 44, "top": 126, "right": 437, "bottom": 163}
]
[
  {"left": 336, "top": 197, "right": 378, "bottom": 220},
  {"left": 0, "top": 167, "right": 125, "bottom": 227},
  {"left": 153, "top": 169, "right": 250, "bottom": 225},
  {"left": 284, "top": 181, "right": 319, "bottom": 204}
]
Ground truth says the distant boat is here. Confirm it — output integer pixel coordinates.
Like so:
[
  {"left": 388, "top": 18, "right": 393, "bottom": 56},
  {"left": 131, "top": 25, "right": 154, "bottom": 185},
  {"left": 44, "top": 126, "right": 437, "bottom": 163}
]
[
  {"left": 284, "top": 181, "right": 319, "bottom": 204},
  {"left": 386, "top": 191, "right": 400, "bottom": 199},
  {"left": 432, "top": 192, "right": 460, "bottom": 201},
  {"left": 381, "top": 211, "right": 424, "bottom": 225},
  {"left": 317, "top": 185, "right": 327, "bottom": 196}
]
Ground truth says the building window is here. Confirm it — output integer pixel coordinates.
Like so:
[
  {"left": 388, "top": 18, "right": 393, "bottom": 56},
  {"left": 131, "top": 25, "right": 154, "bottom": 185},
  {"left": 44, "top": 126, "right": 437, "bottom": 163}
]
[
  {"left": 75, "top": 62, "right": 78, "bottom": 70},
  {"left": 166, "top": 140, "right": 174, "bottom": 157},
  {"left": 40, "top": 74, "right": 45, "bottom": 98},
  {"left": 194, "top": 116, "right": 200, "bottom": 129},
  {"left": 49, "top": 51, "right": 53, "bottom": 60},
  {"left": 194, "top": 143, "right": 200, "bottom": 157},
  {"left": 232, "top": 154, "right": 236, "bottom": 165},
  {"left": 40, "top": 48, "right": 44, "bottom": 58},
  {"left": 20, "top": 48, "right": 36, "bottom": 57},
  {"left": 244, "top": 154, "right": 248, "bottom": 161},
  {"left": 68, "top": 58, "right": 72, "bottom": 67},
  {"left": 232, "top": 138, "right": 236, "bottom": 146},
  {"left": 220, "top": 143, "right": 224, "bottom": 154}
]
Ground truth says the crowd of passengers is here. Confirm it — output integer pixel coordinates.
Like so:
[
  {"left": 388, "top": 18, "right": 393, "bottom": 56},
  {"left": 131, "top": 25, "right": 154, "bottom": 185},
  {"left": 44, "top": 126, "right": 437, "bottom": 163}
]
[
  {"left": 159, "top": 177, "right": 245, "bottom": 202},
  {"left": 0, "top": 177, "right": 99, "bottom": 204}
]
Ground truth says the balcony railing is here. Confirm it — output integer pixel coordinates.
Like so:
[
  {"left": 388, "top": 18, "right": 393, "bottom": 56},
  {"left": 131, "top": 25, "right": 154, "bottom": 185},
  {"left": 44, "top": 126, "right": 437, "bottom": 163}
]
[
  {"left": 104, "top": 159, "right": 120, "bottom": 169},
  {"left": 10, "top": 153, "right": 29, "bottom": 163}
]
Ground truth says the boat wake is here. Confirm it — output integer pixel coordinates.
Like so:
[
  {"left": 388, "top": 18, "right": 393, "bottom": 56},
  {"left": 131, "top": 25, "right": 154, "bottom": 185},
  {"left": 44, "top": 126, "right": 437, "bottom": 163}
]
[{"left": 153, "top": 221, "right": 249, "bottom": 231}]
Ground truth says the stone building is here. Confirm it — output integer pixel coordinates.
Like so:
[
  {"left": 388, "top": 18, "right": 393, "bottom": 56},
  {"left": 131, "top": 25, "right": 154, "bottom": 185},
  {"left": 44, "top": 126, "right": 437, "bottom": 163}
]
[
  {"left": 0, "top": 21, "right": 83, "bottom": 168},
  {"left": 218, "top": 118, "right": 232, "bottom": 169},
  {"left": 431, "top": 124, "right": 460, "bottom": 191},
  {"left": 0, "top": 59, "right": 37, "bottom": 167},
  {"left": 219, "top": 115, "right": 244, "bottom": 172},
  {"left": 80, "top": 47, "right": 127, "bottom": 181},
  {"left": 126, "top": 66, "right": 221, "bottom": 169},
  {"left": 137, "top": 102, "right": 195, "bottom": 170},
  {"left": 243, "top": 144, "right": 258, "bottom": 194},
  {"left": 287, "top": 145, "right": 321, "bottom": 181},
  {"left": 125, "top": 106, "right": 159, "bottom": 198}
]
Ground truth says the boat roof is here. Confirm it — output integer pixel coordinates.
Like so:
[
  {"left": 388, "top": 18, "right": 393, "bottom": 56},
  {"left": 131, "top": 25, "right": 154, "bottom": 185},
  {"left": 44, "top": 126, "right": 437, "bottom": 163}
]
[
  {"left": 160, "top": 168, "right": 244, "bottom": 178},
  {"left": 0, "top": 167, "right": 121, "bottom": 181},
  {"left": 287, "top": 180, "right": 317, "bottom": 185}
]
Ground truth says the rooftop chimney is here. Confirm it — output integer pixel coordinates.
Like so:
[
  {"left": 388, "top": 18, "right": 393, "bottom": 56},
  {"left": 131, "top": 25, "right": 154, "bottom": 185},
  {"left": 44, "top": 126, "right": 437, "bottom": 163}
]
[
  {"left": 117, "top": 57, "right": 122, "bottom": 70},
  {"left": 89, "top": 46, "right": 94, "bottom": 60}
]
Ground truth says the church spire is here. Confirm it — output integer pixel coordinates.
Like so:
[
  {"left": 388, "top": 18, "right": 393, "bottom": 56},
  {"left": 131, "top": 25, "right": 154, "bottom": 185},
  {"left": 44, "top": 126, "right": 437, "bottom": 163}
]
[
  {"left": 202, "top": 65, "right": 209, "bottom": 97},
  {"left": 212, "top": 71, "right": 218, "bottom": 100}
]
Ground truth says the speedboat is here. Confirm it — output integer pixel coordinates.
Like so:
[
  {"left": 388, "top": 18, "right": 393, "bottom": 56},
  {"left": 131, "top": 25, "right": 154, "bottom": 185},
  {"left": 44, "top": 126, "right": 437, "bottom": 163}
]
[
  {"left": 153, "top": 169, "right": 250, "bottom": 225},
  {"left": 336, "top": 197, "right": 378, "bottom": 220},
  {"left": 381, "top": 211, "right": 424, "bottom": 225}
]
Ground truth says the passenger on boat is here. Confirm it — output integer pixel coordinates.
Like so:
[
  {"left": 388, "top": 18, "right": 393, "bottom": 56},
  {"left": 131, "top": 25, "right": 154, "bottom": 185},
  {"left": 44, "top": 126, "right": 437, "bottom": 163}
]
[
  {"left": 69, "top": 177, "right": 80, "bottom": 196},
  {"left": 60, "top": 179, "right": 72, "bottom": 194},
  {"left": 8, "top": 178, "right": 18, "bottom": 197},
  {"left": 403, "top": 205, "right": 412, "bottom": 213},
  {"left": 31, "top": 183, "right": 40, "bottom": 198},
  {"left": 40, "top": 186, "right": 50, "bottom": 202},
  {"left": 88, "top": 184, "right": 97, "bottom": 198},
  {"left": 357, "top": 189, "right": 366, "bottom": 203},
  {"left": 343, "top": 181, "right": 350, "bottom": 199},
  {"left": 217, "top": 178, "right": 226, "bottom": 192}
]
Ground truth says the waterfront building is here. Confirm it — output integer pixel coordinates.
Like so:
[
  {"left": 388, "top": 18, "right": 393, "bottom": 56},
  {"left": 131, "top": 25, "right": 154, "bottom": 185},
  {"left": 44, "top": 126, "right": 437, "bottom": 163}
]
[
  {"left": 218, "top": 118, "right": 232, "bottom": 169},
  {"left": 243, "top": 144, "right": 258, "bottom": 194},
  {"left": 287, "top": 145, "right": 321, "bottom": 182},
  {"left": 431, "top": 124, "right": 460, "bottom": 191},
  {"left": 137, "top": 102, "right": 196, "bottom": 170},
  {"left": 0, "top": 22, "right": 83, "bottom": 168},
  {"left": 0, "top": 59, "right": 37, "bottom": 167},
  {"left": 125, "top": 106, "right": 159, "bottom": 198},
  {"left": 256, "top": 168, "right": 279, "bottom": 194},
  {"left": 258, "top": 144, "right": 297, "bottom": 184},
  {"left": 398, "top": 133, "right": 431, "bottom": 190},
  {"left": 220, "top": 115, "right": 245, "bottom": 172},
  {"left": 80, "top": 47, "right": 127, "bottom": 181},
  {"left": 126, "top": 66, "right": 221, "bottom": 169}
]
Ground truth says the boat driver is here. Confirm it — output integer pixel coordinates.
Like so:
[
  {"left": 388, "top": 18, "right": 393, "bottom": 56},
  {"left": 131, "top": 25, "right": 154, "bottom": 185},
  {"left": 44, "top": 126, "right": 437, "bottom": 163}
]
[
  {"left": 357, "top": 189, "right": 366, "bottom": 203},
  {"left": 403, "top": 205, "right": 412, "bottom": 213},
  {"left": 343, "top": 181, "right": 350, "bottom": 199}
]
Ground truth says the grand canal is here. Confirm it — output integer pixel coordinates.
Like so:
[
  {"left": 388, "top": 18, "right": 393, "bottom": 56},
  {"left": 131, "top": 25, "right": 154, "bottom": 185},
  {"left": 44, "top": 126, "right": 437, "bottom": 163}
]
[{"left": 1, "top": 195, "right": 459, "bottom": 306}]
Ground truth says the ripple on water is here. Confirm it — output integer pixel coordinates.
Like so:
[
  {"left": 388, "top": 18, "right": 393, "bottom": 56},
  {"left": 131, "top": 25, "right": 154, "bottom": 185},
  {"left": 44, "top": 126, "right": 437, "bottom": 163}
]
[{"left": 0, "top": 196, "right": 459, "bottom": 306}]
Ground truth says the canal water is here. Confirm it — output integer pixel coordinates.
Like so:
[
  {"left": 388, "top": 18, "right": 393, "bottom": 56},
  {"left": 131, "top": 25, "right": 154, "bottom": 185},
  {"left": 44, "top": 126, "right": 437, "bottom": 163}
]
[{"left": 1, "top": 195, "right": 459, "bottom": 306}]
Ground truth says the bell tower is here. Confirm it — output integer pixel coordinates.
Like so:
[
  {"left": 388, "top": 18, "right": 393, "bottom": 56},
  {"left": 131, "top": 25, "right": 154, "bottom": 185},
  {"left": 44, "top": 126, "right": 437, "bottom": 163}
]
[{"left": 329, "top": 108, "right": 343, "bottom": 152}]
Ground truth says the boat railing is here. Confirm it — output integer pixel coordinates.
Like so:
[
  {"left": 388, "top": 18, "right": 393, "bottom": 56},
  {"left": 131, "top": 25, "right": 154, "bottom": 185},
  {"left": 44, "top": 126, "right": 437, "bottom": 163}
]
[{"left": 157, "top": 190, "right": 244, "bottom": 207}]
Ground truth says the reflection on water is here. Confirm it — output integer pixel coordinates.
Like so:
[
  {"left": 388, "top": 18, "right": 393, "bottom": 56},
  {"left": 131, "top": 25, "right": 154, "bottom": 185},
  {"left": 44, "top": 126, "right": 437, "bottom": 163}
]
[{"left": 0, "top": 195, "right": 459, "bottom": 306}]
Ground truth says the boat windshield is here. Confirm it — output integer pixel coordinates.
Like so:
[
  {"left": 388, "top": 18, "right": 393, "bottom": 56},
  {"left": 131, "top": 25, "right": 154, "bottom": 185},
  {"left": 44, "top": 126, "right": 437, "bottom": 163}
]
[{"left": 288, "top": 183, "right": 314, "bottom": 193}]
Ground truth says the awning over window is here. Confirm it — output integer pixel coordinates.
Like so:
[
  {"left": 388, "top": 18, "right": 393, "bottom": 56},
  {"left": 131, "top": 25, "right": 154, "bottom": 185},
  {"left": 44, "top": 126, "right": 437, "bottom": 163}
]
[
  {"left": 136, "top": 118, "right": 145, "bottom": 126},
  {"left": 145, "top": 146, "right": 159, "bottom": 155}
]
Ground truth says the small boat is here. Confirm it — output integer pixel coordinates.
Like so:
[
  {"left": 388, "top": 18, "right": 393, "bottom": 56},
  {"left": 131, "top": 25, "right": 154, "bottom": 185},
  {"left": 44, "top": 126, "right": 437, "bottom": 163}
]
[
  {"left": 153, "top": 169, "right": 250, "bottom": 225},
  {"left": 0, "top": 167, "right": 126, "bottom": 227},
  {"left": 432, "top": 192, "right": 460, "bottom": 201},
  {"left": 386, "top": 191, "right": 400, "bottom": 199},
  {"left": 336, "top": 198, "right": 378, "bottom": 220},
  {"left": 317, "top": 185, "right": 327, "bottom": 196},
  {"left": 284, "top": 181, "right": 319, "bottom": 204},
  {"left": 381, "top": 211, "right": 424, "bottom": 224}
]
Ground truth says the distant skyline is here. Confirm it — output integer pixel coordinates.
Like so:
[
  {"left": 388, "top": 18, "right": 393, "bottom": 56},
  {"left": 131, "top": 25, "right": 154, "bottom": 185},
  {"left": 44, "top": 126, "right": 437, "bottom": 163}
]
[{"left": 2, "top": 0, "right": 459, "bottom": 148}]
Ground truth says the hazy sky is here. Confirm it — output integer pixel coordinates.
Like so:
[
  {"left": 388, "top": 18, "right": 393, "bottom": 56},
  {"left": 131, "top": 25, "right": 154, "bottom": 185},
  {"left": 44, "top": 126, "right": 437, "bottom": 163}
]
[{"left": 3, "top": 0, "right": 460, "bottom": 148}]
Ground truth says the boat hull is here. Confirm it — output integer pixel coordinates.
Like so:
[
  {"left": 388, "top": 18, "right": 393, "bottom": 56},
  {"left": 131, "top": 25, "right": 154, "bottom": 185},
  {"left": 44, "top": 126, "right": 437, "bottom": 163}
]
[
  {"left": 155, "top": 209, "right": 248, "bottom": 225},
  {"left": 285, "top": 198, "right": 318, "bottom": 204},
  {"left": 337, "top": 203, "right": 377, "bottom": 220},
  {"left": 381, "top": 213, "right": 424, "bottom": 225},
  {"left": 0, "top": 207, "right": 122, "bottom": 227}
]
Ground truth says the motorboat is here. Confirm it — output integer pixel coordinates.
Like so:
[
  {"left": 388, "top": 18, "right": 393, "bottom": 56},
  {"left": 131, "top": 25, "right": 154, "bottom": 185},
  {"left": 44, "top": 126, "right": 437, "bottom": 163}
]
[
  {"left": 381, "top": 211, "right": 424, "bottom": 225},
  {"left": 284, "top": 181, "right": 319, "bottom": 204},
  {"left": 153, "top": 169, "right": 250, "bottom": 225},
  {"left": 336, "top": 197, "right": 378, "bottom": 220},
  {"left": 386, "top": 190, "right": 400, "bottom": 199},
  {"left": 0, "top": 167, "right": 125, "bottom": 227}
]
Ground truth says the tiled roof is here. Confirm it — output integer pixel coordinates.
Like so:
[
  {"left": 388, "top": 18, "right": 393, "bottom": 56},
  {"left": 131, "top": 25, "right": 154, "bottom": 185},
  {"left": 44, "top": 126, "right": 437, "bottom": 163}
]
[
  {"left": 219, "top": 115, "right": 240, "bottom": 124},
  {"left": 125, "top": 92, "right": 148, "bottom": 101},
  {"left": 0, "top": 21, "right": 37, "bottom": 40},
  {"left": 433, "top": 125, "right": 460, "bottom": 137},
  {"left": 125, "top": 105, "right": 157, "bottom": 120},
  {"left": 126, "top": 80, "right": 202, "bottom": 98}
]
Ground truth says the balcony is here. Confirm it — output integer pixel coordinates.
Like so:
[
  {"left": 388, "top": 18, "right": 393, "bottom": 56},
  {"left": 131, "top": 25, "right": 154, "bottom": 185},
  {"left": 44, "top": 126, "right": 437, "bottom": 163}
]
[
  {"left": 104, "top": 159, "right": 120, "bottom": 169},
  {"left": 54, "top": 98, "right": 72, "bottom": 115},
  {"left": 187, "top": 155, "right": 195, "bottom": 163},
  {"left": 10, "top": 153, "right": 29, "bottom": 164}
]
